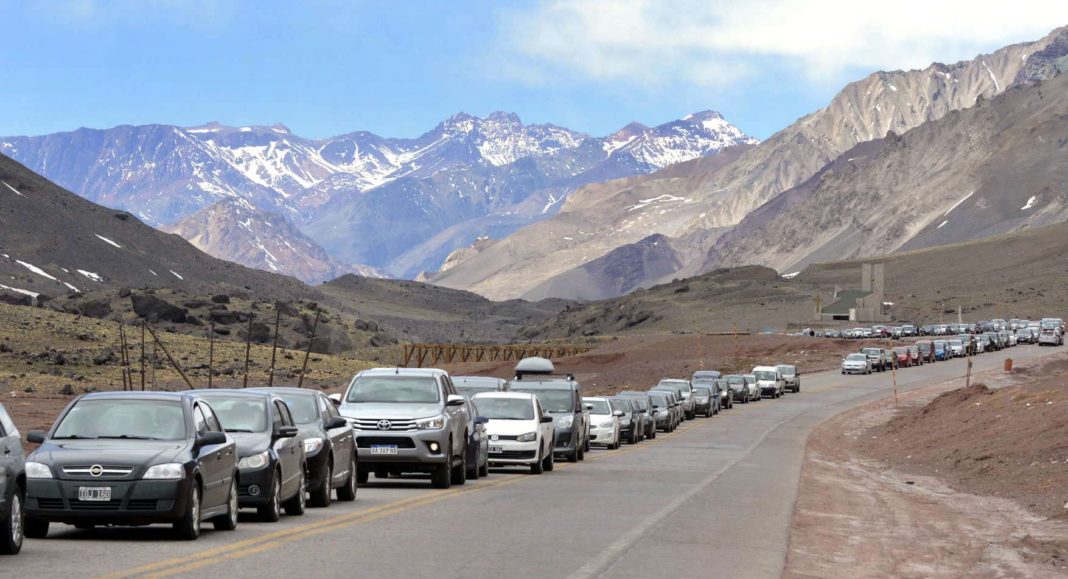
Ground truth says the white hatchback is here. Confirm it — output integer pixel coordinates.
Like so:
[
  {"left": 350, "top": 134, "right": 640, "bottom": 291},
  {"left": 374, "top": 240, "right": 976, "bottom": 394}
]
[
  {"left": 583, "top": 397, "right": 621, "bottom": 450},
  {"left": 473, "top": 392, "right": 556, "bottom": 474}
]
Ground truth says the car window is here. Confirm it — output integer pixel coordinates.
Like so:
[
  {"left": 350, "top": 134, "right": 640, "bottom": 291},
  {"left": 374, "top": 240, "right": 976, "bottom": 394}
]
[
  {"left": 271, "top": 402, "right": 284, "bottom": 430},
  {"left": 193, "top": 405, "right": 209, "bottom": 435},
  {"left": 323, "top": 396, "right": 341, "bottom": 420},
  {"left": 0, "top": 405, "right": 15, "bottom": 437},
  {"left": 584, "top": 399, "right": 611, "bottom": 414},
  {"left": 203, "top": 397, "right": 268, "bottom": 432},
  {"left": 276, "top": 401, "right": 294, "bottom": 426},
  {"left": 202, "top": 405, "right": 222, "bottom": 432},
  {"left": 280, "top": 394, "right": 319, "bottom": 425}
]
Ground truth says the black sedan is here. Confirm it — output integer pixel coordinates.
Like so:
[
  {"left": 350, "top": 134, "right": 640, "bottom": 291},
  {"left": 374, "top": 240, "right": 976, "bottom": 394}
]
[
  {"left": 194, "top": 390, "right": 306, "bottom": 522},
  {"left": 24, "top": 391, "right": 239, "bottom": 540},
  {"left": 251, "top": 387, "right": 357, "bottom": 506},
  {"left": 0, "top": 403, "right": 26, "bottom": 554}
]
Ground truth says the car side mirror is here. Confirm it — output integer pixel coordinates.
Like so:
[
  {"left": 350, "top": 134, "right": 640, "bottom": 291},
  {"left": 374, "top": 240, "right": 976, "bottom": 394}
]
[
  {"left": 26, "top": 430, "right": 46, "bottom": 444},
  {"left": 275, "top": 426, "right": 299, "bottom": 439},
  {"left": 540, "top": 415, "right": 554, "bottom": 424},
  {"left": 325, "top": 416, "right": 348, "bottom": 430},
  {"left": 475, "top": 416, "right": 489, "bottom": 425},
  {"left": 446, "top": 394, "right": 466, "bottom": 407},
  {"left": 328, "top": 393, "right": 342, "bottom": 406},
  {"left": 612, "top": 410, "right": 624, "bottom": 417},
  {"left": 584, "top": 404, "right": 594, "bottom": 411},
  {"left": 197, "top": 431, "right": 227, "bottom": 447}
]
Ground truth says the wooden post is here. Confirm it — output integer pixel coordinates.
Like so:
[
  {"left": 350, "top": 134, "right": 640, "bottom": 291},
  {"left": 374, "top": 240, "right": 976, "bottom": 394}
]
[
  {"left": 207, "top": 320, "right": 215, "bottom": 389},
  {"left": 151, "top": 342, "right": 157, "bottom": 391},
  {"left": 140, "top": 322, "right": 146, "bottom": 391},
  {"left": 297, "top": 310, "right": 320, "bottom": 389},
  {"left": 117, "top": 323, "right": 128, "bottom": 391},
  {"left": 268, "top": 308, "right": 281, "bottom": 387},
  {"left": 889, "top": 337, "right": 898, "bottom": 408},
  {"left": 965, "top": 358, "right": 973, "bottom": 389},
  {"left": 242, "top": 313, "right": 254, "bottom": 388},
  {"left": 145, "top": 325, "right": 195, "bottom": 390}
]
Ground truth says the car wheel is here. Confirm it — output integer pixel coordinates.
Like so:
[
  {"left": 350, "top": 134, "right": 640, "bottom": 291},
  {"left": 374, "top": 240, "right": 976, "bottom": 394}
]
[
  {"left": 213, "top": 478, "right": 239, "bottom": 531},
  {"left": 577, "top": 439, "right": 586, "bottom": 461},
  {"left": 466, "top": 446, "right": 480, "bottom": 481},
  {"left": 0, "top": 487, "right": 24, "bottom": 554},
  {"left": 530, "top": 448, "right": 545, "bottom": 475},
  {"left": 174, "top": 483, "right": 201, "bottom": 541},
  {"left": 478, "top": 453, "right": 489, "bottom": 478},
  {"left": 309, "top": 458, "right": 333, "bottom": 508},
  {"left": 23, "top": 517, "right": 47, "bottom": 540},
  {"left": 356, "top": 468, "right": 368, "bottom": 485},
  {"left": 283, "top": 469, "right": 307, "bottom": 516},
  {"left": 257, "top": 475, "right": 282, "bottom": 522},
  {"left": 543, "top": 448, "right": 554, "bottom": 472},
  {"left": 568, "top": 442, "right": 580, "bottom": 462},
  {"left": 431, "top": 443, "right": 453, "bottom": 489},
  {"left": 337, "top": 455, "right": 358, "bottom": 502},
  {"left": 451, "top": 440, "right": 467, "bottom": 486}
]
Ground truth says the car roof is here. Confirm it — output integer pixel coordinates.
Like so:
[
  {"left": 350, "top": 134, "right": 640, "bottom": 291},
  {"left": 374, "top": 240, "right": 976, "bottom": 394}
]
[
  {"left": 358, "top": 367, "right": 447, "bottom": 378},
  {"left": 583, "top": 396, "right": 610, "bottom": 401},
  {"left": 248, "top": 387, "right": 318, "bottom": 396},
  {"left": 454, "top": 376, "right": 506, "bottom": 384},
  {"left": 472, "top": 391, "right": 534, "bottom": 401},
  {"left": 194, "top": 389, "right": 275, "bottom": 399},
  {"left": 79, "top": 391, "right": 190, "bottom": 402}
]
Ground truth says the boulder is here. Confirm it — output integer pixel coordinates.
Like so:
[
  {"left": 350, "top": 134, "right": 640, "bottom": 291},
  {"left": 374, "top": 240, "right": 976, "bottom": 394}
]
[{"left": 130, "top": 294, "right": 188, "bottom": 324}]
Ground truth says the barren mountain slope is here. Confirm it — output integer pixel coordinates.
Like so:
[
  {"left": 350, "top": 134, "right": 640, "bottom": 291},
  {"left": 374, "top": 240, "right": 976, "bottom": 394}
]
[
  {"left": 433, "top": 27, "right": 1067, "bottom": 300},
  {"left": 706, "top": 72, "right": 1068, "bottom": 275}
]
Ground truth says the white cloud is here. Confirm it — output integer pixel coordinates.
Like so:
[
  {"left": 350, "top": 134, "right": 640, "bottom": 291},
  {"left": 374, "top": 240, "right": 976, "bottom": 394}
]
[{"left": 501, "top": 0, "right": 1068, "bottom": 86}]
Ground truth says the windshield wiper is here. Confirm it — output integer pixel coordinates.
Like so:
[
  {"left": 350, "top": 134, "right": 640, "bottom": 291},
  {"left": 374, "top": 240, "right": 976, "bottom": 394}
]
[
  {"left": 97, "top": 435, "right": 161, "bottom": 440},
  {"left": 224, "top": 429, "right": 257, "bottom": 433},
  {"left": 53, "top": 435, "right": 97, "bottom": 440}
]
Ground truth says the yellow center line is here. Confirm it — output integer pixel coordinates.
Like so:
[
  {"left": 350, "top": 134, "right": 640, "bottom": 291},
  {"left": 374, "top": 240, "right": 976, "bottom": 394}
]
[{"left": 103, "top": 419, "right": 714, "bottom": 578}]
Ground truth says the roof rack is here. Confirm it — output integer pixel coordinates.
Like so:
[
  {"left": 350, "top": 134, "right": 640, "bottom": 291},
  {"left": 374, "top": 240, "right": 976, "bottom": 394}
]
[{"left": 514, "top": 356, "right": 574, "bottom": 381}]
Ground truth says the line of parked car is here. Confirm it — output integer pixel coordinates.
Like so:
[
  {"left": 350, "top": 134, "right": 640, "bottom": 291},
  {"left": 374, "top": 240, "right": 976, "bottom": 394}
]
[
  {"left": 840, "top": 317, "right": 1064, "bottom": 375},
  {"left": 0, "top": 357, "right": 805, "bottom": 554}
]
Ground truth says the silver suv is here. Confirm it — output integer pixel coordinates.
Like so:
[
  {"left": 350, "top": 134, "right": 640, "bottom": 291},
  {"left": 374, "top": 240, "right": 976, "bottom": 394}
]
[{"left": 337, "top": 368, "right": 469, "bottom": 489}]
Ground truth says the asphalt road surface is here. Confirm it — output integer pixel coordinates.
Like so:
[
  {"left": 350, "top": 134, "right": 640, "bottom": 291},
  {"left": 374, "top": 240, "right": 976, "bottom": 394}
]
[{"left": 4, "top": 345, "right": 1056, "bottom": 578}]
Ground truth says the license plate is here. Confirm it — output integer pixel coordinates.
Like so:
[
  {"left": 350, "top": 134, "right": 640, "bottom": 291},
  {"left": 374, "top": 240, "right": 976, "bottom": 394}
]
[
  {"left": 78, "top": 487, "right": 111, "bottom": 502},
  {"left": 489, "top": 445, "right": 504, "bottom": 454},
  {"left": 370, "top": 445, "right": 398, "bottom": 455}
]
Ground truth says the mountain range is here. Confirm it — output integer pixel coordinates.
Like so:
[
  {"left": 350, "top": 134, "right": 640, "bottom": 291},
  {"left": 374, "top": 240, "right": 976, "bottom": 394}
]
[
  {"left": 430, "top": 26, "right": 1068, "bottom": 300},
  {"left": 0, "top": 111, "right": 756, "bottom": 281}
]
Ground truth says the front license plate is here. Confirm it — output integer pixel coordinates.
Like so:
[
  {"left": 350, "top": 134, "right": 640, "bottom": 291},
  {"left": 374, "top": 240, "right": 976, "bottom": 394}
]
[
  {"left": 370, "top": 445, "right": 398, "bottom": 455},
  {"left": 488, "top": 445, "right": 504, "bottom": 454},
  {"left": 78, "top": 486, "right": 112, "bottom": 502}
]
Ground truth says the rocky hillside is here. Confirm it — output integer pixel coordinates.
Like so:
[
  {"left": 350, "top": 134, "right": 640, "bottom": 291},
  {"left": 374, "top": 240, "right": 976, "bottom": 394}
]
[
  {"left": 164, "top": 199, "right": 383, "bottom": 284},
  {"left": 433, "top": 26, "right": 1068, "bottom": 300},
  {"left": 2, "top": 111, "right": 755, "bottom": 280},
  {"left": 706, "top": 71, "right": 1068, "bottom": 274}
]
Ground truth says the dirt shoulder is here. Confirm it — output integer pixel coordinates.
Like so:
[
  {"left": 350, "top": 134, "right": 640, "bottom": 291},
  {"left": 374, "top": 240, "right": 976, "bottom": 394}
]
[{"left": 786, "top": 355, "right": 1068, "bottom": 577}]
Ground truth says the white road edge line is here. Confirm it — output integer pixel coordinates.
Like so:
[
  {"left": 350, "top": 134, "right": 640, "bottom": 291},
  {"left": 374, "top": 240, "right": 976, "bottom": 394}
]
[{"left": 568, "top": 410, "right": 802, "bottom": 579}]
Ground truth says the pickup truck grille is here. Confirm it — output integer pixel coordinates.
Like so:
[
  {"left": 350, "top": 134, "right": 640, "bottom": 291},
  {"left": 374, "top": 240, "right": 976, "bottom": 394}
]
[{"left": 351, "top": 418, "right": 418, "bottom": 431}]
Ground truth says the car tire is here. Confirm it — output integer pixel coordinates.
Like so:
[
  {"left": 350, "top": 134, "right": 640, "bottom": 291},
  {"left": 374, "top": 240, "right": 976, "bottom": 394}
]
[
  {"left": 451, "top": 441, "right": 467, "bottom": 486},
  {"left": 257, "top": 475, "right": 282, "bottom": 523},
  {"left": 356, "top": 468, "right": 369, "bottom": 485},
  {"left": 568, "top": 443, "right": 580, "bottom": 463},
  {"left": 543, "top": 449, "right": 554, "bottom": 472},
  {"left": 578, "top": 439, "right": 586, "bottom": 461},
  {"left": 530, "top": 448, "right": 545, "bottom": 475},
  {"left": 0, "top": 487, "right": 24, "bottom": 554},
  {"left": 174, "top": 483, "right": 201, "bottom": 541},
  {"left": 466, "top": 449, "right": 480, "bottom": 481},
  {"left": 478, "top": 454, "right": 489, "bottom": 478},
  {"left": 23, "top": 517, "right": 47, "bottom": 540},
  {"left": 431, "top": 443, "right": 453, "bottom": 489},
  {"left": 283, "top": 470, "right": 307, "bottom": 516},
  {"left": 309, "top": 458, "right": 333, "bottom": 508},
  {"left": 337, "top": 455, "right": 358, "bottom": 502},
  {"left": 213, "top": 478, "right": 239, "bottom": 531}
]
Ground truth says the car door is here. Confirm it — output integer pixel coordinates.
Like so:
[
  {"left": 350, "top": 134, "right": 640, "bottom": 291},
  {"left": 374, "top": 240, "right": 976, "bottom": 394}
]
[
  {"left": 0, "top": 406, "right": 19, "bottom": 514},
  {"left": 320, "top": 394, "right": 353, "bottom": 481},
  {"left": 442, "top": 377, "right": 467, "bottom": 456},
  {"left": 193, "top": 403, "right": 229, "bottom": 508},
  {"left": 274, "top": 400, "right": 302, "bottom": 496}
]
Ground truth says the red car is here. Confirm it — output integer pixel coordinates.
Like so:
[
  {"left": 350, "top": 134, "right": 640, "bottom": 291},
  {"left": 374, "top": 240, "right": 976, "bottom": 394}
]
[{"left": 892, "top": 347, "right": 913, "bottom": 368}]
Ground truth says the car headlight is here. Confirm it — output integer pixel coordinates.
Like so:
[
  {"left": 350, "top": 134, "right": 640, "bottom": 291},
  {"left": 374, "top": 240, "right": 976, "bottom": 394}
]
[
  {"left": 237, "top": 450, "right": 270, "bottom": 471},
  {"left": 302, "top": 437, "right": 324, "bottom": 455},
  {"left": 415, "top": 415, "right": 446, "bottom": 430},
  {"left": 143, "top": 463, "right": 184, "bottom": 480},
  {"left": 516, "top": 432, "right": 537, "bottom": 442},
  {"left": 598, "top": 421, "right": 615, "bottom": 428},
  {"left": 556, "top": 415, "right": 573, "bottom": 429},
  {"left": 25, "top": 461, "right": 53, "bottom": 479}
]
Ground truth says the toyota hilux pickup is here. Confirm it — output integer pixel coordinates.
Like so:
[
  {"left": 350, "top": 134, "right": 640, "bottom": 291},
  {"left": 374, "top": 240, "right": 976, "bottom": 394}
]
[{"left": 336, "top": 368, "right": 469, "bottom": 489}]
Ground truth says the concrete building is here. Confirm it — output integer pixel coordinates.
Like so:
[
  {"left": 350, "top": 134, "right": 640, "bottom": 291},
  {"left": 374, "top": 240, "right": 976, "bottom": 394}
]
[{"left": 818, "top": 263, "right": 891, "bottom": 322}]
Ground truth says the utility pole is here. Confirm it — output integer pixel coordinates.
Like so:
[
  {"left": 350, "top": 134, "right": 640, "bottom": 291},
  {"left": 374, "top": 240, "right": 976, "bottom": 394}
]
[{"left": 140, "top": 322, "right": 146, "bottom": 391}]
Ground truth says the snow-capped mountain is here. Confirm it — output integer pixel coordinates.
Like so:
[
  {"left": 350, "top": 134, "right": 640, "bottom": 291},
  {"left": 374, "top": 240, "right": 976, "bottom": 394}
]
[{"left": 0, "top": 111, "right": 756, "bottom": 279}]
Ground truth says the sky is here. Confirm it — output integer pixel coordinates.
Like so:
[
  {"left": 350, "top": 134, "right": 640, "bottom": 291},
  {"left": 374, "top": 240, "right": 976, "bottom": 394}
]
[{"left": 2, "top": 1, "right": 1066, "bottom": 141}]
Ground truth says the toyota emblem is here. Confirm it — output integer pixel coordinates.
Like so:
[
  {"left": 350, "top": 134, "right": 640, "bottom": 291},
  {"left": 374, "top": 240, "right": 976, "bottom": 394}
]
[
  {"left": 89, "top": 464, "right": 104, "bottom": 477},
  {"left": 377, "top": 420, "right": 392, "bottom": 431}
]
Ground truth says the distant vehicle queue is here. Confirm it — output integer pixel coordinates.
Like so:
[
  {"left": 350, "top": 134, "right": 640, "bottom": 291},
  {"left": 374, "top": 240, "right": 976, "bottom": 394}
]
[{"left": 0, "top": 357, "right": 804, "bottom": 553}]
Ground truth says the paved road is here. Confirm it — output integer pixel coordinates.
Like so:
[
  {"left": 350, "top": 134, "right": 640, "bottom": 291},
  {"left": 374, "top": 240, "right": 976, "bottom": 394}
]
[{"left": 3, "top": 345, "right": 1056, "bottom": 578}]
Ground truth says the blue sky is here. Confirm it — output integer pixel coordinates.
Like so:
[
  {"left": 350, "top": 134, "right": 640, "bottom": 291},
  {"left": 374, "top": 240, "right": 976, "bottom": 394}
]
[{"left": 2, "top": 1, "right": 1065, "bottom": 141}]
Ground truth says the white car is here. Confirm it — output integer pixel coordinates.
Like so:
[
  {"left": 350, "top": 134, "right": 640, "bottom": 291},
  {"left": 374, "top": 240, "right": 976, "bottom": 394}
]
[
  {"left": 752, "top": 365, "right": 785, "bottom": 399},
  {"left": 583, "top": 397, "right": 621, "bottom": 450},
  {"left": 472, "top": 392, "right": 556, "bottom": 474},
  {"left": 742, "top": 374, "right": 761, "bottom": 401},
  {"left": 842, "top": 353, "right": 872, "bottom": 374}
]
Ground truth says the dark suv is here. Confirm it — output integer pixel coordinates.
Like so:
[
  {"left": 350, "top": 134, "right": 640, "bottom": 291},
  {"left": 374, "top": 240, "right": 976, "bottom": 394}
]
[
  {"left": 0, "top": 403, "right": 26, "bottom": 554},
  {"left": 194, "top": 390, "right": 306, "bottom": 522},
  {"left": 24, "top": 392, "right": 239, "bottom": 540},
  {"left": 509, "top": 358, "right": 589, "bottom": 462},
  {"left": 252, "top": 387, "right": 357, "bottom": 507}
]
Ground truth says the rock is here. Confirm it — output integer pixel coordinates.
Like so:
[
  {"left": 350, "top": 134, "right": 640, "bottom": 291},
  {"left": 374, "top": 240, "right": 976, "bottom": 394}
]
[
  {"left": 183, "top": 300, "right": 210, "bottom": 309},
  {"left": 214, "top": 327, "right": 231, "bottom": 336},
  {"left": 211, "top": 294, "right": 231, "bottom": 304},
  {"left": 59, "top": 384, "right": 76, "bottom": 396},
  {"left": 249, "top": 321, "right": 272, "bottom": 343},
  {"left": 275, "top": 301, "right": 299, "bottom": 316},
  {"left": 209, "top": 310, "right": 243, "bottom": 325},
  {"left": 130, "top": 294, "right": 188, "bottom": 324},
  {"left": 0, "top": 343, "right": 10, "bottom": 353},
  {"left": 53, "top": 351, "right": 69, "bottom": 366},
  {"left": 22, "top": 385, "right": 34, "bottom": 393},
  {"left": 77, "top": 298, "right": 113, "bottom": 318},
  {"left": 117, "top": 287, "right": 132, "bottom": 298},
  {"left": 92, "top": 348, "right": 116, "bottom": 365},
  {"left": 355, "top": 319, "right": 380, "bottom": 333}
]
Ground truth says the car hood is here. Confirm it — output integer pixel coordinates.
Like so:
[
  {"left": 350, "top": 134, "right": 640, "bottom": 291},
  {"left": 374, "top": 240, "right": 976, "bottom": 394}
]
[
  {"left": 339, "top": 402, "right": 443, "bottom": 420},
  {"left": 227, "top": 432, "right": 272, "bottom": 457},
  {"left": 31, "top": 439, "right": 186, "bottom": 468},
  {"left": 484, "top": 419, "right": 539, "bottom": 436},
  {"left": 756, "top": 380, "right": 776, "bottom": 386}
]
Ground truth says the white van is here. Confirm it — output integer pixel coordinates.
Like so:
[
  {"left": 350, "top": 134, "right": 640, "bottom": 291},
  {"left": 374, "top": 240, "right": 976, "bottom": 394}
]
[{"left": 751, "top": 366, "right": 785, "bottom": 399}]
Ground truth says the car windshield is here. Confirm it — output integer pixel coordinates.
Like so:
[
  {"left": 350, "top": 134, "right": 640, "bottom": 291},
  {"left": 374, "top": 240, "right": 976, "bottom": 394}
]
[
  {"left": 725, "top": 375, "right": 744, "bottom": 385},
  {"left": 777, "top": 366, "right": 795, "bottom": 376},
  {"left": 511, "top": 388, "right": 573, "bottom": 413},
  {"left": 584, "top": 399, "right": 611, "bottom": 414},
  {"left": 346, "top": 376, "right": 440, "bottom": 403},
  {"left": 693, "top": 386, "right": 711, "bottom": 396},
  {"left": 279, "top": 394, "right": 319, "bottom": 425},
  {"left": 950, "top": 340, "right": 963, "bottom": 346},
  {"left": 473, "top": 398, "right": 534, "bottom": 420},
  {"left": 53, "top": 399, "right": 185, "bottom": 440},
  {"left": 893, "top": 348, "right": 908, "bottom": 354},
  {"left": 743, "top": 375, "right": 756, "bottom": 384},
  {"left": 455, "top": 385, "right": 498, "bottom": 398},
  {"left": 609, "top": 399, "right": 629, "bottom": 413},
  {"left": 754, "top": 370, "right": 776, "bottom": 381},
  {"left": 846, "top": 354, "right": 867, "bottom": 361},
  {"left": 200, "top": 396, "right": 268, "bottom": 432}
]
